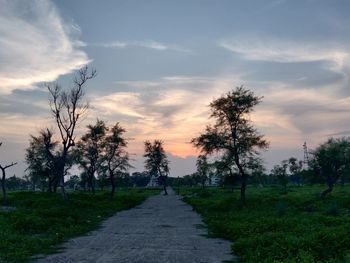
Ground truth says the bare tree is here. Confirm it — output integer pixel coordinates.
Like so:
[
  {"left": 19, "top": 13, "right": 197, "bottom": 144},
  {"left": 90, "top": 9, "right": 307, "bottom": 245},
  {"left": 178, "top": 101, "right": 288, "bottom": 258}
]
[
  {"left": 45, "top": 66, "right": 96, "bottom": 201},
  {"left": 0, "top": 142, "right": 17, "bottom": 205}
]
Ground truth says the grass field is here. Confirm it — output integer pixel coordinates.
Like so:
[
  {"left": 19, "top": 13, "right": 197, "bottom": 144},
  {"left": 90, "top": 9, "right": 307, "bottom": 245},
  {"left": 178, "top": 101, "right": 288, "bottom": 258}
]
[
  {"left": 181, "top": 186, "right": 350, "bottom": 263},
  {"left": 0, "top": 188, "right": 160, "bottom": 262}
]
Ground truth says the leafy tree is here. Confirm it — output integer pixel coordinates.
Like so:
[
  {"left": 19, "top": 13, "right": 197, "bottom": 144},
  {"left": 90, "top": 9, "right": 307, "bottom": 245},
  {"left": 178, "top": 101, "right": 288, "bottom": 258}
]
[
  {"left": 196, "top": 155, "right": 209, "bottom": 188},
  {"left": 309, "top": 137, "right": 350, "bottom": 198},
  {"left": 288, "top": 157, "right": 303, "bottom": 186},
  {"left": 192, "top": 86, "right": 268, "bottom": 201},
  {"left": 6, "top": 176, "right": 27, "bottom": 191},
  {"left": 144, "top": 140, "right": 170, "bottom": 195},
  {"left": 0, "top": 142, "right": 17, "bottom": 204},
  {"left": 248, "top": 157, "right": 267, "bottom": 186},
  {"left": 271, "top": 161, "right": 289, "bottom": 194},
  {"left": 75, "top": 119, "right": 107, "bottom": 194},
  {"left": 45, "top": 66, "right": 96, "bottom": 201},
  {"left": 102, "top": 123, "right": 130, "bottom": 199},
  {"left": 25, "top": 130, "right": 57, "bottom": 192}
]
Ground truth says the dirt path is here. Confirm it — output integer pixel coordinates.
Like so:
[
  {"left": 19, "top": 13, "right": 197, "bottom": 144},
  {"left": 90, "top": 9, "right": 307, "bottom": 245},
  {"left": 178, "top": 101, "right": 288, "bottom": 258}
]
[{"left": 36, "top": 188, "right": 234, "bottom": 263}]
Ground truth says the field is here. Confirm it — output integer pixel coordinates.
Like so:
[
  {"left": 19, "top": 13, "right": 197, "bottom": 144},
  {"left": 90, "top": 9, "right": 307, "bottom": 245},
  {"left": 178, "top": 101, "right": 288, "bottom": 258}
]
[
  {"left": 0, "top": 188, "right": 160, "bottom": 262},
  {"left": 181, "top": 186, "right": 350, "bottom": 263}
]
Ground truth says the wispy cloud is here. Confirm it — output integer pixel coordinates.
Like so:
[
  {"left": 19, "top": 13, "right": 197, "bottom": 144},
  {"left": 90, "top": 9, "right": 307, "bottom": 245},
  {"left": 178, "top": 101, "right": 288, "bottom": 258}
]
[
  {"left": 218, "top": 37, "right": 350, "bottom": 67},
  {"left": 0, "top": 0, "right": 90, "bottom": 94},
  {"left": 91, "top": 40, "right": 192, "bottom": 53}
]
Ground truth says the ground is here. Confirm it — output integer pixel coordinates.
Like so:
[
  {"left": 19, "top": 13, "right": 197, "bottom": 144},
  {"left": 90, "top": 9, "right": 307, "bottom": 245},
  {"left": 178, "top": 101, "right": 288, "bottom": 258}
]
[{"left": 35, "top": 188, "right": 234, "bottom": 263}]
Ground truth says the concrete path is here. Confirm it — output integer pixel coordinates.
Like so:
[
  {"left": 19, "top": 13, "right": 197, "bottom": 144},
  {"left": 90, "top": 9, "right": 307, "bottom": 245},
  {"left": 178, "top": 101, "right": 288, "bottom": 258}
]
[{"left": 36, "top": 188, "right": 234, "bottom": 263}]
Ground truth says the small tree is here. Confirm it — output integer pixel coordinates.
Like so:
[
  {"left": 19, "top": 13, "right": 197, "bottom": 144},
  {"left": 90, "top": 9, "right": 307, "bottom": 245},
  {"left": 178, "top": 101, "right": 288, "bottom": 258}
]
[
  {"left": 102, "top": 123, "right": 130, "bottom": 199},
  {"left": 0, "top": 142, "right": 17, "bottom": 205},
  {"left": 309, "top": 137, "right": 350, "bottom": 198},
  {"left": 25, "top": 130, "right": 57, "bottom": 192},
  {"left": 288, "top": 157, "right": 303, "bottom": 186},
  {"left": 144, "top": 140, "right": 170, "bottom": 195},
  {"left": 271, "top": 161, "right": 288, "bottom": 194},
  {"left": 192, "top": 86, "right": 268, "bottom": 201},
  {"left": 75, "top": 119, "right": 107, "bottom": 194},
  {"left": 45, "top": 66, "right": 96, "bottom": 201},
  {"left": 196, "top": 155, "right": 209, "bottom": 188}
]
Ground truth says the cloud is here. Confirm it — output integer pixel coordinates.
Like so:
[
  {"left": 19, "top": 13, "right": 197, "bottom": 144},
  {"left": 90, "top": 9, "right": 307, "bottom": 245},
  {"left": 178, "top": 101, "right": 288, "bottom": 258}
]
[
  {"left": 91, "top": 40, "right": 192, "bottom": 53},
  {"left": 0, "top": 0, "right": 90, "bottom": 94},
  {"left": 218, "top": 38, "right": 350, "bottom": 67}
]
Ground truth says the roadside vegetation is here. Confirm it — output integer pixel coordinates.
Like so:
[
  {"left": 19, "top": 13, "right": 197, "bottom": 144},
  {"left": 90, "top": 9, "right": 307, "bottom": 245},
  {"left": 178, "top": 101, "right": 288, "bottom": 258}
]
[
  {"left": 181, "top": 186, "right": 350, "bottom": 263},
  {"left": 0, "top": 188, "right": 160, "bottom": 262}
]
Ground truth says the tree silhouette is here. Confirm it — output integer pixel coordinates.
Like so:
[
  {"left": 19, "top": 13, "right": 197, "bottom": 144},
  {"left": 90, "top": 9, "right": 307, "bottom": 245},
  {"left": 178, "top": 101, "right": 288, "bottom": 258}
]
[
  {"left": 102, "top": 123, "right": 130, "bottom": 199},
  {"left": 192, "top": 86, "right": 268, "bottom": 201},
  {"left": 309, "top": 137, "right": 350, "bottom": 198},
  {"left": 0, "top": 142, "right": 17, "bottom": 205},
  {"left": 196, "top": 155, "right": 209, "bottom": 188},
  {"left": 45, "top": 66, "right": 96, "bottom": 201},
  {"left": 144, "top": 140, "right": 169, "bottom": 195},
  {"left": 25, "top": 130, "right": 57, "bottom": 192},
  {"left": 75, "top": 119, "right": 107, "bottom": 195}
]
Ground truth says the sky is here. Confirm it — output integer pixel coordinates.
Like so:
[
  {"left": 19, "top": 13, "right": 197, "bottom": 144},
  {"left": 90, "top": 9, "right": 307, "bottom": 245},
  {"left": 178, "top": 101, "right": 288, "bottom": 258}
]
[{"left": 1, "top": 0, "right": 350, "bottom": 177}]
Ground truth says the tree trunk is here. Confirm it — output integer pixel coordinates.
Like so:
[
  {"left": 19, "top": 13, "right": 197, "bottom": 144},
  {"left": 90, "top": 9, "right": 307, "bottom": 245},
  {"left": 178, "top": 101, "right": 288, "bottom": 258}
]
[
  {"left": 48, "top": 177, "right": 53, "bottom": 193},
  {"left": 321, "top": 176, "right": 334, "bottom": 198},
  {"left": 1, "top": 168, "right": 7, "bottom": 205},
  {"left": 60, "top": 172, "right": 68, "bottom": 201},
  {"left": 163, "top": 181, "right": 168, "bottom": 195},
  {"left": 110, "top": 171, "right": 116, "bottom": 199},
  {"left": 88, "top": 171, "right": 95, "bottom": 195},
  {"left": 240, "top": 174, "right": 247, "bottom": 202},
  {"left": 235, "top": 158, "right": 246, "bottom": 202},
  {"left": 57, "top": 160, "right": 68, "bottom": 201}
]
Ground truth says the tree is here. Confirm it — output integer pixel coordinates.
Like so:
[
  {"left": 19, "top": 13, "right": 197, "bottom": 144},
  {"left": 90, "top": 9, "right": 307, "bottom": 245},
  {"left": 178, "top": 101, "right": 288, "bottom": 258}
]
[
  {"left": 196, "top": 155, "right": 209, "bottom": 188},
  {"left": 144, "top": 140, "right": 170, "bottom": 195},
  {"left": 75, "top": 119, "right": 107, "bottom": 194},
  {"left": 102, "top": 123, "right": 130, "bottom": 199},
  {"left": 192, "top": 86, "right": 268, "bottom": 201},
  {"left": 309, "top": 137, "right": 350, "bottom": 198},
  {"left": 271, "top": 161, "right": 289, "bottom": 194},
  {"left": 0, "top": 142, "right": 17, "bottom": 204},
  {"left": 288, "top": 157, "right": 303, "bottom": 186},
  {"left": 45, "top": 66, "right": 96, "bottom": 201},
  {"left": 25, "top": 130, "right": 57, "bottom": 192}
]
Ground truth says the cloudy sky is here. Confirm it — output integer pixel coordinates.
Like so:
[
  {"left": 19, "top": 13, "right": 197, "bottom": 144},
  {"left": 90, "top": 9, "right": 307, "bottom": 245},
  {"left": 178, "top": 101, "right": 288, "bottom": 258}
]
[{"left": 1, "top": 0, "right": 350, "bottom": 177}]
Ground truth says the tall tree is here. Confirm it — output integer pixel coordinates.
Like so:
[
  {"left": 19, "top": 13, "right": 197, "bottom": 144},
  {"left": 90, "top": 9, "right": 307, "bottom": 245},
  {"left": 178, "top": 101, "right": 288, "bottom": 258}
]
[
  {"left": 102, "top": 123, "right": 130, "bottom": 199},
  {"left": 144, "top": 140, "right": 170, "bottom": 195},
  {"left": 309, "top": 137, "right": 350, "bottom": 198},
  {"left": 196, "top": 155, "right": 209, "bottom": 188},
  {"left": 0, "top": 142, "right": 17, "bottom": 205},
  {"left": 75, "top": 119, "right": 107, "bottom": 194},
  {"left": 45, "top": 66, "right": 96, "bottom": 201},
  {"left": 192, "top": 86, "right": 268, "bottom": 201}
]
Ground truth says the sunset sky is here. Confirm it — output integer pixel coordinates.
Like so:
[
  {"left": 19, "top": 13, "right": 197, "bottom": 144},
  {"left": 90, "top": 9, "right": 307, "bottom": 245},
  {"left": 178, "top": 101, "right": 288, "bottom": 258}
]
[{"left": 1, "top": 0, "right": 350, "bottom": 177}]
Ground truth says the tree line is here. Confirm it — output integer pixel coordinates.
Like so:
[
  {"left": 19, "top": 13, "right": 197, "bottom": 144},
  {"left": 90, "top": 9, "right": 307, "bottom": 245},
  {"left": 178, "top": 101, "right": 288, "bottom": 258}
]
[
  {"left": 1, "top": 67, "right": 169, "bottom": 203},
  {"left": 1, "top": 66, "right": 349, "bottom": 203}
]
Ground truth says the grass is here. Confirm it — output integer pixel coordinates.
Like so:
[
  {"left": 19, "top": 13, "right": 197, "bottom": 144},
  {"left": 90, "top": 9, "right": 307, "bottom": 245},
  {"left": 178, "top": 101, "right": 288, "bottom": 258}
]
[
  {"left": 0, "top": 188, "right": 160, "bottom": 262},
  {"left": 181, "top": 185, "right": 350, "bottom": 263}
]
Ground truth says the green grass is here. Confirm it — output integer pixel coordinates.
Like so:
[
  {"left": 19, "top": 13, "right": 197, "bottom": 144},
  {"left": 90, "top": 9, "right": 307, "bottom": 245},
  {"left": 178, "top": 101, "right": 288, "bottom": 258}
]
[
  {"left": 0, "top": 188, "right": 160, "bottom": 262},
  {"left": 181, "top": 186, "right": 350, "bottom": 263}
]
